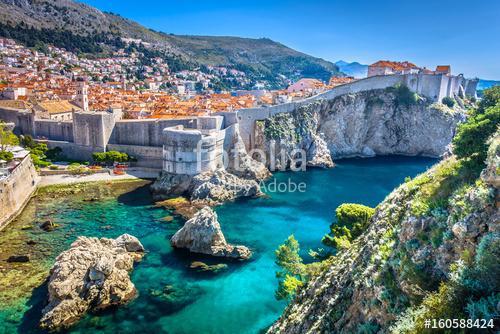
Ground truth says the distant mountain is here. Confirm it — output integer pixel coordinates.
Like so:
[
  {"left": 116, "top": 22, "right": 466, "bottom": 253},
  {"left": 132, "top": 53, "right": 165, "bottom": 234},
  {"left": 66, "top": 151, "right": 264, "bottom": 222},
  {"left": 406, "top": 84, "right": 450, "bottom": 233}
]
[
  {"left": 335, "top": 60, "right": 368, "bottom": 78},
  {"left": 0, "top": 0, "right": 342, "bottom": 89},
  {"left": 478, "top": 79, "right": 500, "bottom": 91}
]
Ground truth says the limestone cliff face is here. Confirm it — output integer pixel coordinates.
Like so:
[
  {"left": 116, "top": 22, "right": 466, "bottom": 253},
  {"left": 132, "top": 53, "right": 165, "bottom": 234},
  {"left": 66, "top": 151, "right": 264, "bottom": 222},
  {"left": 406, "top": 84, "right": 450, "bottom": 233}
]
[
  {"left": 268, "top": 133, "right": 499, "bottom": 333},
  {"left": 255, "top": 89, "right": 465, "bottom": 168}
]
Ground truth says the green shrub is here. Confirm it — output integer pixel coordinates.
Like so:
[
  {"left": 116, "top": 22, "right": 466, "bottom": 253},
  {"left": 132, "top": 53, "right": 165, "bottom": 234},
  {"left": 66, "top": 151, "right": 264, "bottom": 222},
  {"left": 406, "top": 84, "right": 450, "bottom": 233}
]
[
  {"left": 453, "top": 104, "right": 500, "bottom": 166},
  {"left": 441, "top": 96, "right": 455, "bottom": 108},
  {"left": 92, "top": 150, "right": 130, "bottom": 164},
  {"left": 45, "top": 146, "right": 63, "bottom": 161},
  {"left": 465, "top": 293, "right": 499, "bottom": 320},
  {"left": 0, "top": 150, "right": 14, "bottom": 162},
  {"left": 478, "top": 85, "right": 500, "bottom": 112},
  {"left": 388, "top": 83, "right": 418, "bottom": 108},
  {"left": 275, "top": 235, "right": 305, "bottom": 300},
  {"left": 322, "top": 203, "right": 375, "bottom": 249}
]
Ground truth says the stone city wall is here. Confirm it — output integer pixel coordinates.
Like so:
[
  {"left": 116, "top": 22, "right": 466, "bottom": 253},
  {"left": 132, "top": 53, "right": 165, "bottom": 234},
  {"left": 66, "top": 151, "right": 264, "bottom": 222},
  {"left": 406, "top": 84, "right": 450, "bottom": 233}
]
[
  {"left": 107, "top": 143, "right": 163, "bottom": 169},
  {"left": 34, "top": 119, "right": 74, "bottom": 142},
  {"left": 0, "top": 155, "right": 39, "bottom": 230},
  {"left": 236, "top": 73, "right": 477, "bottom": 150},
  {"left": 0, "top": 74, "right": 478, "bottom": 172}
]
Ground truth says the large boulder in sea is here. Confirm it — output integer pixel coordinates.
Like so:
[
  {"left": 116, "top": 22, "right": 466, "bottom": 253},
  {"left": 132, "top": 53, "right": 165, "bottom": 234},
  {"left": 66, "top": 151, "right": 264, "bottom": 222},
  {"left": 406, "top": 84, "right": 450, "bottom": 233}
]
[
  {"left": 151, "top": 169, "right": 263, "bottom": 205},
  {"left": 190, "top": 169, "right": 263, "bottom": 205},
  {"left": 150, "top": 172, "right": 193, "bottom": 200},
  {"left": 171, "top": 207, "right": 251, "bottom": 259},
  {"left": 39, "top": 234, "right": 145, "bottom": 331}
]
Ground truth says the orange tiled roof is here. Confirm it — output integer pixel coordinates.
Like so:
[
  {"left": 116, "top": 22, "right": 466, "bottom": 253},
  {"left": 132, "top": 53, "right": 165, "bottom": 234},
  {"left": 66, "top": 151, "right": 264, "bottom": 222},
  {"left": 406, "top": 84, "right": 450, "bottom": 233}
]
[
  {"left": 436, "top": 65, "right": 451, "bottom": 72},
  {"left": 36, "top": 100, "right": 81, "bottom": 114},
  {"left": 370, "top": 60, "right": 418, "bottom": 71}
]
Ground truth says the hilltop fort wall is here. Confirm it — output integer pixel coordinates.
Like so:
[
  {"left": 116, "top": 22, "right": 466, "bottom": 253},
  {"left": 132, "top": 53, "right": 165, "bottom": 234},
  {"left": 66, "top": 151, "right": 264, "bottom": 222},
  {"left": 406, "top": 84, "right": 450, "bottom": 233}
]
[
  {"left": 0, "top": 74, "right": 477, "bottom": 172},
  {"left": 235, "top": 73, "right": 478, "bottom": 150}
]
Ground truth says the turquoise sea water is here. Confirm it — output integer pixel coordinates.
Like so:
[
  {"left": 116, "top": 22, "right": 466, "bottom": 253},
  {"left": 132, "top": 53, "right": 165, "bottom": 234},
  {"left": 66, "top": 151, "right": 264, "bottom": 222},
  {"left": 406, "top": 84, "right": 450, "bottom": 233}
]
[{"left": 0, "top": 156, "right": 436, "bottom": 334}]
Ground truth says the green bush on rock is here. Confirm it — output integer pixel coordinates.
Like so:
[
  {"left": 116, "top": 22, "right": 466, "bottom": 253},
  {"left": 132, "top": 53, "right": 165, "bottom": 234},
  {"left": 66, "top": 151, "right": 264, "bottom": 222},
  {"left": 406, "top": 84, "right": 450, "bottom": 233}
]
[
  {"left": 441, "top": 96, "right": 455, "bottom": 108},
  {"left": 453, "top": 86, "right": 500, "bottom": 167},
  {"left": 387, "top": 83, "right": 418, "bottom": 108},
  {"left": 322, "top": 203, "right": 375, "bottom": 250}
]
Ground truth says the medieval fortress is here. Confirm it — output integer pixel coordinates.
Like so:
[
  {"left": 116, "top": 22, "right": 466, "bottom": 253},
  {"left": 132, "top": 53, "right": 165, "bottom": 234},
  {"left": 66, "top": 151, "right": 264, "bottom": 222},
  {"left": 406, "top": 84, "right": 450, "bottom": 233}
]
[{"left": 0, "top": 73, "right": 478, "bottom": 177}]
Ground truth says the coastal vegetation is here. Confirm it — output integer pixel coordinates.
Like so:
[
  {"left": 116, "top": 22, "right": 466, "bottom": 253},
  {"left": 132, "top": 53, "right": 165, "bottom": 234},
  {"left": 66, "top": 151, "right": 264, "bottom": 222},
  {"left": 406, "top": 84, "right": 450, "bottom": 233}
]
[
  {"left": 0, "top": 121, "right": 18, "bottom": 162},
  {"left": 271, "top": 86, "right": 499, "bottom": 333},
  {"left": 386, "top": 83, "right": 419, "bottom": 107},
  {"left": 441, "top": 96, "right": 455, "bottom": 108},
  {"left": 452, "top": 86, "right": 500, "bottom": 166},
  {"left": 321, "top": 203, "right": 375, "bottom": 250},
  {"left": 274, "top": 235, "right": 330, "bottom": 300},
  {"left": 92, "top": 150, "right": 131, "bottom": 164}
]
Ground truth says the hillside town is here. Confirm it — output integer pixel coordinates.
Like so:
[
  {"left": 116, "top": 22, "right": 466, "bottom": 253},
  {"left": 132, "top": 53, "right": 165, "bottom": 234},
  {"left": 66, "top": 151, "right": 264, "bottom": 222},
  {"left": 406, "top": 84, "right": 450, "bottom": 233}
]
[
  {"left": 0, "top": 37, "right": 357, "bottom": 119},
  {"left": 0, "top": 36, "right": 463, "bottom": 121}
]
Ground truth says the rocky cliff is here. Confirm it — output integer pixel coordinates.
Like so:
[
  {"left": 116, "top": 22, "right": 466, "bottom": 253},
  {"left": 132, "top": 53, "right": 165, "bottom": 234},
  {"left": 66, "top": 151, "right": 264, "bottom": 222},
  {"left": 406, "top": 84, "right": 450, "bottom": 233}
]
[
  {"left": 268, "top": 130, "right": 499, "bottom": 333},
  {"left": 256, "top": 88, "right": 466, "bottom": 169}
]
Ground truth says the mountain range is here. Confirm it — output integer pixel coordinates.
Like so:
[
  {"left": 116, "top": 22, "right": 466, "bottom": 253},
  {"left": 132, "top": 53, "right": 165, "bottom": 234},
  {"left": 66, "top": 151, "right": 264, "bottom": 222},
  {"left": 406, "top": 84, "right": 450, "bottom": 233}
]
[
  {"left": 0, "top": 0, "right": 341, "bottom": 89},
  {"left": 334, "top": 60, "right": 368, "bottom": 78}
]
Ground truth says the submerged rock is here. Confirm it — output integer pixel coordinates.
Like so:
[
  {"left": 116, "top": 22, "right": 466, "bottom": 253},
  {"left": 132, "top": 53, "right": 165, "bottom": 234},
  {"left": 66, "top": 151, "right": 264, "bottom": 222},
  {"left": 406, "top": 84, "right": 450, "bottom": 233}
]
[
  {"left": 156, "top": 196, "right": 203, "bottom": 219},
  {"left": 39, "top": 234, "right": 145, "bottom": 331},
  {"left": 189, "top": 261, "right": 228, "bottom": 273},
  {"left": 6, "top": 255, "right": 30, "bottom": 263},
  {"left": 39, "top": 220, "right": 58, "bottom": 231},
  {"left": 171, "top": 207, "right": 251, "bottom": 259}
]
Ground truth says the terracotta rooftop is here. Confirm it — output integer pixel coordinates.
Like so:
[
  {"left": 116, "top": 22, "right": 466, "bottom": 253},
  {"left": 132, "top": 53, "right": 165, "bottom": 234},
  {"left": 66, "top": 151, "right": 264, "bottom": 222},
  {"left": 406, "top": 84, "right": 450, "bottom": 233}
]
[
  {"left": 370, "top": 60, "right": 419, "bottom": 71},
  {"left": 0, "top": 99, "right": 31, "bottom": 110},
  {"left": 36, "top": 100, "right": 81, "bottom": 114}
]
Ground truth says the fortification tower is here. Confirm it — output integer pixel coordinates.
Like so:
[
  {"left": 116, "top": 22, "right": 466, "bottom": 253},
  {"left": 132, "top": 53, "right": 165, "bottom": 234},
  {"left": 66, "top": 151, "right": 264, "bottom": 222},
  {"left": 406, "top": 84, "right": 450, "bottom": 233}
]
[{"left": 75, "top": 80, "right": 89, "bottom": 112}]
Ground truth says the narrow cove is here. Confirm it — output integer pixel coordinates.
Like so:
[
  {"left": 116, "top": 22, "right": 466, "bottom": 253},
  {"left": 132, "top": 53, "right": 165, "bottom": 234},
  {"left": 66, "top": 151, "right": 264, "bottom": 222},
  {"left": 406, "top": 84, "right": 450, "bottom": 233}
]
[{"left": 0, "top": 156, "right": 437, "bottom": 334}]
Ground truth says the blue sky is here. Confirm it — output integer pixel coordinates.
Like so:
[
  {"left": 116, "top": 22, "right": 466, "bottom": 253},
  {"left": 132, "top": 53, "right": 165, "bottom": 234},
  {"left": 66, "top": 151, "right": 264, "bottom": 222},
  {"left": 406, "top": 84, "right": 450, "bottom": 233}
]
[{"left": 81, "top": 0, "right": 500, "bottom": 79}]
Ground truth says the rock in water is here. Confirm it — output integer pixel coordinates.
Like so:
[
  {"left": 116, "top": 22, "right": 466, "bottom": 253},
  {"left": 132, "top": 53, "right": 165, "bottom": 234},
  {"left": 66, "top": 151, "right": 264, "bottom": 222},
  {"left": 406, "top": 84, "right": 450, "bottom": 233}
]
[
  {"left": 6, "top": 255, "right": 30, "bottom": 263},
  {"left": 190, "top": 169, "right": 262, "bottom": 205},
  {"left": 150, "top": 172, "right": 193, "bottom": 200},
  {"left": 307, "top": 133, "right": 334, "bottom": 168},
  {"left": 39, "top": 234, "right": 145, "bottom": 331},
  {"left": 151, "top": 169, "right": 264, "bottom": 205},
  {"left": 171, "top": 207, "right": 251, "bottom": 259}
]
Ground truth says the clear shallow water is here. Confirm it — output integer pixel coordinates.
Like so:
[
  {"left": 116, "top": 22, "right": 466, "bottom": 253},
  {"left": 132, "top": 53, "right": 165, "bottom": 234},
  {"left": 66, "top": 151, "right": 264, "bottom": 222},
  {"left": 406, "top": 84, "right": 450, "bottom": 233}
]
[{"left": 0, "top": 156, "right": 436, "bottom": 334}]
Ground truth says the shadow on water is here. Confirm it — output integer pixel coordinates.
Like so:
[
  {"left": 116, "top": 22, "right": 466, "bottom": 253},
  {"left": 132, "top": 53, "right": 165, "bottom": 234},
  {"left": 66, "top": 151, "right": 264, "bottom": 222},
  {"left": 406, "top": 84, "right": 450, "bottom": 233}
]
[
  {"left": 18, "top": 279, "right": 49, "bottom": 334},
  {"left": 116, "top": 183, "right": 154, "bottom": 207}
]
